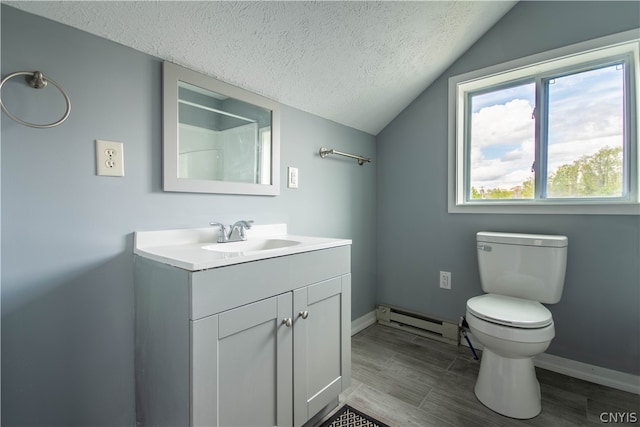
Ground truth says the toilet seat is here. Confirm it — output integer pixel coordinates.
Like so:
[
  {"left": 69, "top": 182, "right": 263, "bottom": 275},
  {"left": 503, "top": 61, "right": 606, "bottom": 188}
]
[{"left": 467, "top": 294, "right": 552, "bottom": 329}]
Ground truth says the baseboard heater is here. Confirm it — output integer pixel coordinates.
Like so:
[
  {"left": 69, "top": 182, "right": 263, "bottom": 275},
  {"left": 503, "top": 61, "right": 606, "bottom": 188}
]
[{"left": 376, "top": 305, "right": 460, "bottom": 346}]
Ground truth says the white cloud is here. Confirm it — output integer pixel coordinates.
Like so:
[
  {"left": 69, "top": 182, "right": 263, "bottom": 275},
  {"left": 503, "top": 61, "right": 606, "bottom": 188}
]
[
  {"left": 470, "top": 98, "right": 535, "bottom": 189},
  {"left": 471, "top": 98, "right": 534, "bottom": 149},
  {"left": 470, "top": 140, "right": 534, "bottom": 189}
]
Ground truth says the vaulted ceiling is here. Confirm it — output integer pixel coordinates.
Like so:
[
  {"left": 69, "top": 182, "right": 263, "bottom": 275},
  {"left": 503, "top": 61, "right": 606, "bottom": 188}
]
[{"left": 6, "top": 1, "right": 517, "bottom": 135}]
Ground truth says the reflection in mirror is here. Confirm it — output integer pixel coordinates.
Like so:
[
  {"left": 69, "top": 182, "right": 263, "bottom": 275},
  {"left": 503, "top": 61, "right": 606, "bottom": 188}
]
[
  {"left": 178, "top": 82, "right": 271, "bottom": 183},
  {"left": 163, "top": 62, "right": 280, "bottom": 195}
]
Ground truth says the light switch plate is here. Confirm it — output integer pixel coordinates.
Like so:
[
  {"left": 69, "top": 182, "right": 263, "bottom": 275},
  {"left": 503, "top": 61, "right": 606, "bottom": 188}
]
[
  {"left": 288, "top": 167, "right": 299, "bottom": 189},
  {"left": 96, "top": 139, "right": 124, "bottom": 177}
]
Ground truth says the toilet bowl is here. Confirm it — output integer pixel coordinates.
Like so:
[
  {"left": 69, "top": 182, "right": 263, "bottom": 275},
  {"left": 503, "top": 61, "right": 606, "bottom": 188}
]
[
  {"left": 466, "top": 294, "right": 555, "bottom": 418},
  {"left": 468, "top": 232, "right": 568, "bottom": 419}
]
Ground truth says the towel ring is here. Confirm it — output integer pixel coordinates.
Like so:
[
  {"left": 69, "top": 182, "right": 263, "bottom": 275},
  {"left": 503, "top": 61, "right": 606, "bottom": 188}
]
[{"left": 0, "top": 71, "right": 71, "bottom": 128}]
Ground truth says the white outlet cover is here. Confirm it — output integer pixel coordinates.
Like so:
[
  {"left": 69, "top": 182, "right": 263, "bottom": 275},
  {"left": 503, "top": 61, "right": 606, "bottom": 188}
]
[
  {"left": 440, "top": 271, "right": 451, "bottom": 289},
  {"left": 96, "top": 139, "right": 124, "bottom": 177}
]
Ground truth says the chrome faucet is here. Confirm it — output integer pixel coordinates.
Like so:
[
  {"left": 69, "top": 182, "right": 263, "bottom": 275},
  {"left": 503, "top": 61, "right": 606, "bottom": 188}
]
[{"left": 210, "top": 220, "right": 254, "bottom": 243}]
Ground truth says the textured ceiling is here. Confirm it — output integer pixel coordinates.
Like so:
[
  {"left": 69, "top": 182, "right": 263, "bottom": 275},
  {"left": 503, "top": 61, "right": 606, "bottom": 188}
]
[{"left": 6, "top": 1, "right": 517, "bottom": 135}]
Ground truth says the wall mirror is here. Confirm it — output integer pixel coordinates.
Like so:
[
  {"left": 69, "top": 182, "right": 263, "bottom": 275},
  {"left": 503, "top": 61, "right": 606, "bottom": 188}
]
[{"left": 163, "top": 61, "right": 280, "bottom": 195}]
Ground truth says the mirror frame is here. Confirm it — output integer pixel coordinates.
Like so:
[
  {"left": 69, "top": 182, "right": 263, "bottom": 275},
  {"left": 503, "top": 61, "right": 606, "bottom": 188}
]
[{"left": 163, "top": 61, "right": 281, "bottom": 195}]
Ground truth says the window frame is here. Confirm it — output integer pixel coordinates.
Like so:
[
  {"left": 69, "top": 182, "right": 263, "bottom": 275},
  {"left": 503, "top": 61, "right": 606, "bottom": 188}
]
[{"left": 448, "top": 29, "right": 640, "bottom": 215}]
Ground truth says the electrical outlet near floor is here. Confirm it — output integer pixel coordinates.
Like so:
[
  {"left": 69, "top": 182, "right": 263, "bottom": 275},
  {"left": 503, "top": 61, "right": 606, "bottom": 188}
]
[
  {"left": 96, "top": 139, "right": 124, "bottom": 177},
  {"left": 440, "top": 271, "right": 451, "bottom": 289}
]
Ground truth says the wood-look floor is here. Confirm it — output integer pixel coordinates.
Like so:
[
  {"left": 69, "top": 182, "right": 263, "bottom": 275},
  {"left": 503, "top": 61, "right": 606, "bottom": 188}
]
[{"left": 337, "top": 324, "right": 639, "bottom": 427}]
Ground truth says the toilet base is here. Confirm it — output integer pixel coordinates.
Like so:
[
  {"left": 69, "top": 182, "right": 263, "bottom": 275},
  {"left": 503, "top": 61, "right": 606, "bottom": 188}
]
[{"left": 474, "top": 348, "right": 541, "bottom": 419}]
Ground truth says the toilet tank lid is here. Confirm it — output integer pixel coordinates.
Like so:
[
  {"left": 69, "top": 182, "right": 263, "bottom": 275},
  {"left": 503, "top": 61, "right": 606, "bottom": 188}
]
[{"left": 477, "top": 232, "right": 567, "bottom": 248}]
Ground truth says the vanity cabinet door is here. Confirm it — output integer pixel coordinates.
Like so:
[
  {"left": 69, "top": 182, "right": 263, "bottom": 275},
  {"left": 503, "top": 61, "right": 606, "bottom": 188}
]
[
  {"left": 292, "top": 275, "right": 351, "bottom": 427},
  {"left": 191, "top": 293, "right": 293, "bottom": 427}
]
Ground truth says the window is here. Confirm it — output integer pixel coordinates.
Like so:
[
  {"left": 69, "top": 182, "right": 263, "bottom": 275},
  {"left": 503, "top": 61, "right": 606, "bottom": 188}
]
[{"left": 449, "top": 30, "right": 639, "bottom": 214}]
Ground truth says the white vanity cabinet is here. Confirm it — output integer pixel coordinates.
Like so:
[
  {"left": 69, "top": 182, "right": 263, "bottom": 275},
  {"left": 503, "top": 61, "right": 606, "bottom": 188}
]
[
  {"left": 293, "top": 277, "right": 351, "bottom": 426},
  {"left": 134, "top": 245, "right": 351, "bottom": 427}
]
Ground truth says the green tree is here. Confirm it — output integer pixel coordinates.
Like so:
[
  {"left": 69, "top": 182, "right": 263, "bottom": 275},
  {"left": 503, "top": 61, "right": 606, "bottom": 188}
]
[
  {"left": 471, "top": 187, "right": 482, "bottom": 199},
  {"left": 485, "top": 187, "right": 513, "bottom": 199},
  {"left": 521, "top": 177, "right": 534, "bottom": 198},
  {"left": 470, "top": 146, "right": 622, "bottom": 200},
  {"left": 548, "top": 146, "right": 622, "bottom": 197},
  {"left": 547, "top": 161, "right": 581, "bottom": 197},
  {"left": 579, "top": 146, "right": 623, "bottom": 196}
]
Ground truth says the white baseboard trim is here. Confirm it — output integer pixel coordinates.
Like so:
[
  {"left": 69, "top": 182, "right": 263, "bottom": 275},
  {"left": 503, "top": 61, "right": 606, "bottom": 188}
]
[
  {"left": 534, "top": 352, "right": 640, "bottom": 395},
  {"left": 461, "top": 331, "right": 639, "bottom": 395},
  {"left": 351, "top": 310, "right": 377, "bottom": 336}
]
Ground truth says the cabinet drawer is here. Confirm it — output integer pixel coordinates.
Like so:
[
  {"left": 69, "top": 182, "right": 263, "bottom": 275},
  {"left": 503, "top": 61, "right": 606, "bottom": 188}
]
[
  {"left": 191, "top": 246, "right": 350, "bottom": 320},
  {"left": 191, "top": 255, "right": 288, "bottom": 320},
  {"left": 285, "top": 247, "right": 350, "bottom": 289}
]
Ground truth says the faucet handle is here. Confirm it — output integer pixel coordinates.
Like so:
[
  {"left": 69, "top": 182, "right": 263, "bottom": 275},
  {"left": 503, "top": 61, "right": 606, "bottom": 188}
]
[
  {"left": 233, "top": 220, "right": 254, "bottom": 240},
  {"left": 209, "top": 222, "right": 229, "bottom": 243}
]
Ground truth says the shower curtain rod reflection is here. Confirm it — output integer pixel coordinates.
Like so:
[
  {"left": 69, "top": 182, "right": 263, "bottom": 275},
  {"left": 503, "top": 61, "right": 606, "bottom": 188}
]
[{"left": 319, "top": 147, "right": 372, "bottom": 165}]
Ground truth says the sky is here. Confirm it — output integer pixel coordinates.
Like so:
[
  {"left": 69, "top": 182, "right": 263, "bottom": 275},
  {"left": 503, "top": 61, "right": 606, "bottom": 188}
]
[{"left": 469, "top": 63, "right": 624, "bottom": 192}]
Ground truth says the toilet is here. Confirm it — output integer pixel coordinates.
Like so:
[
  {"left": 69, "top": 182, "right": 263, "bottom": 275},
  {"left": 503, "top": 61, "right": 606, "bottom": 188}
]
[{"left": 466, "top": 231, "right": 568, "bottom": 419}]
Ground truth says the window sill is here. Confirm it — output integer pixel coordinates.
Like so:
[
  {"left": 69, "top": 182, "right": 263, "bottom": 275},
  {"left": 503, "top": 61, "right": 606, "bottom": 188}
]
[{"left": 447, "top": 201, "right": 640, "bottom": 215}]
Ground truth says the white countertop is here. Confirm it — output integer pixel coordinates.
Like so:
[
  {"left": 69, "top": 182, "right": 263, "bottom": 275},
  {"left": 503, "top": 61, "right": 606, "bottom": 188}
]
[{"left": 134, "top": 224, "right": 352, "bottom": 271}]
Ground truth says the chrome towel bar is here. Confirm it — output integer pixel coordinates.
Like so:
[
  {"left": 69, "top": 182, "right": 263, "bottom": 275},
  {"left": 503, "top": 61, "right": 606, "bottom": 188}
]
[{"left": 319, "top": 147, "right": 372, "bottom": 165}]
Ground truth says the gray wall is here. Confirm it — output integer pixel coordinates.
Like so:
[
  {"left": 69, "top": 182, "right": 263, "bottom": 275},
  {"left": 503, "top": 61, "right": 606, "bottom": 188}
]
[
  {"left": 1, "top": 6, "right": 376, "bottom": 426},
  {"left": 377, "top": 1, "right": 640, "bottom": 376}
]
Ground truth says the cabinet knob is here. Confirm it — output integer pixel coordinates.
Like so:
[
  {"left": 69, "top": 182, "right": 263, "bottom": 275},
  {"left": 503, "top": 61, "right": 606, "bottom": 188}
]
[
  {"left": 281, "top": 318, "right": 292, "bottom": 328},
  {"left": 298, "top": 310, "right": 309, "bottom": 320}
]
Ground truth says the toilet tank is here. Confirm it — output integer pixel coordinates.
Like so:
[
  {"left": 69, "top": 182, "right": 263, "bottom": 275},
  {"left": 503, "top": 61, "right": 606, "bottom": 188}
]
[{"left": 477, "top": 232, "right": 568, "bottom": 304}]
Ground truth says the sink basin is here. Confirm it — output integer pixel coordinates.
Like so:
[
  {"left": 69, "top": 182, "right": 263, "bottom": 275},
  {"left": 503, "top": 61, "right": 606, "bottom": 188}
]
[{"left": 202, "top": 238, "right": 300, "bottom": 254}]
